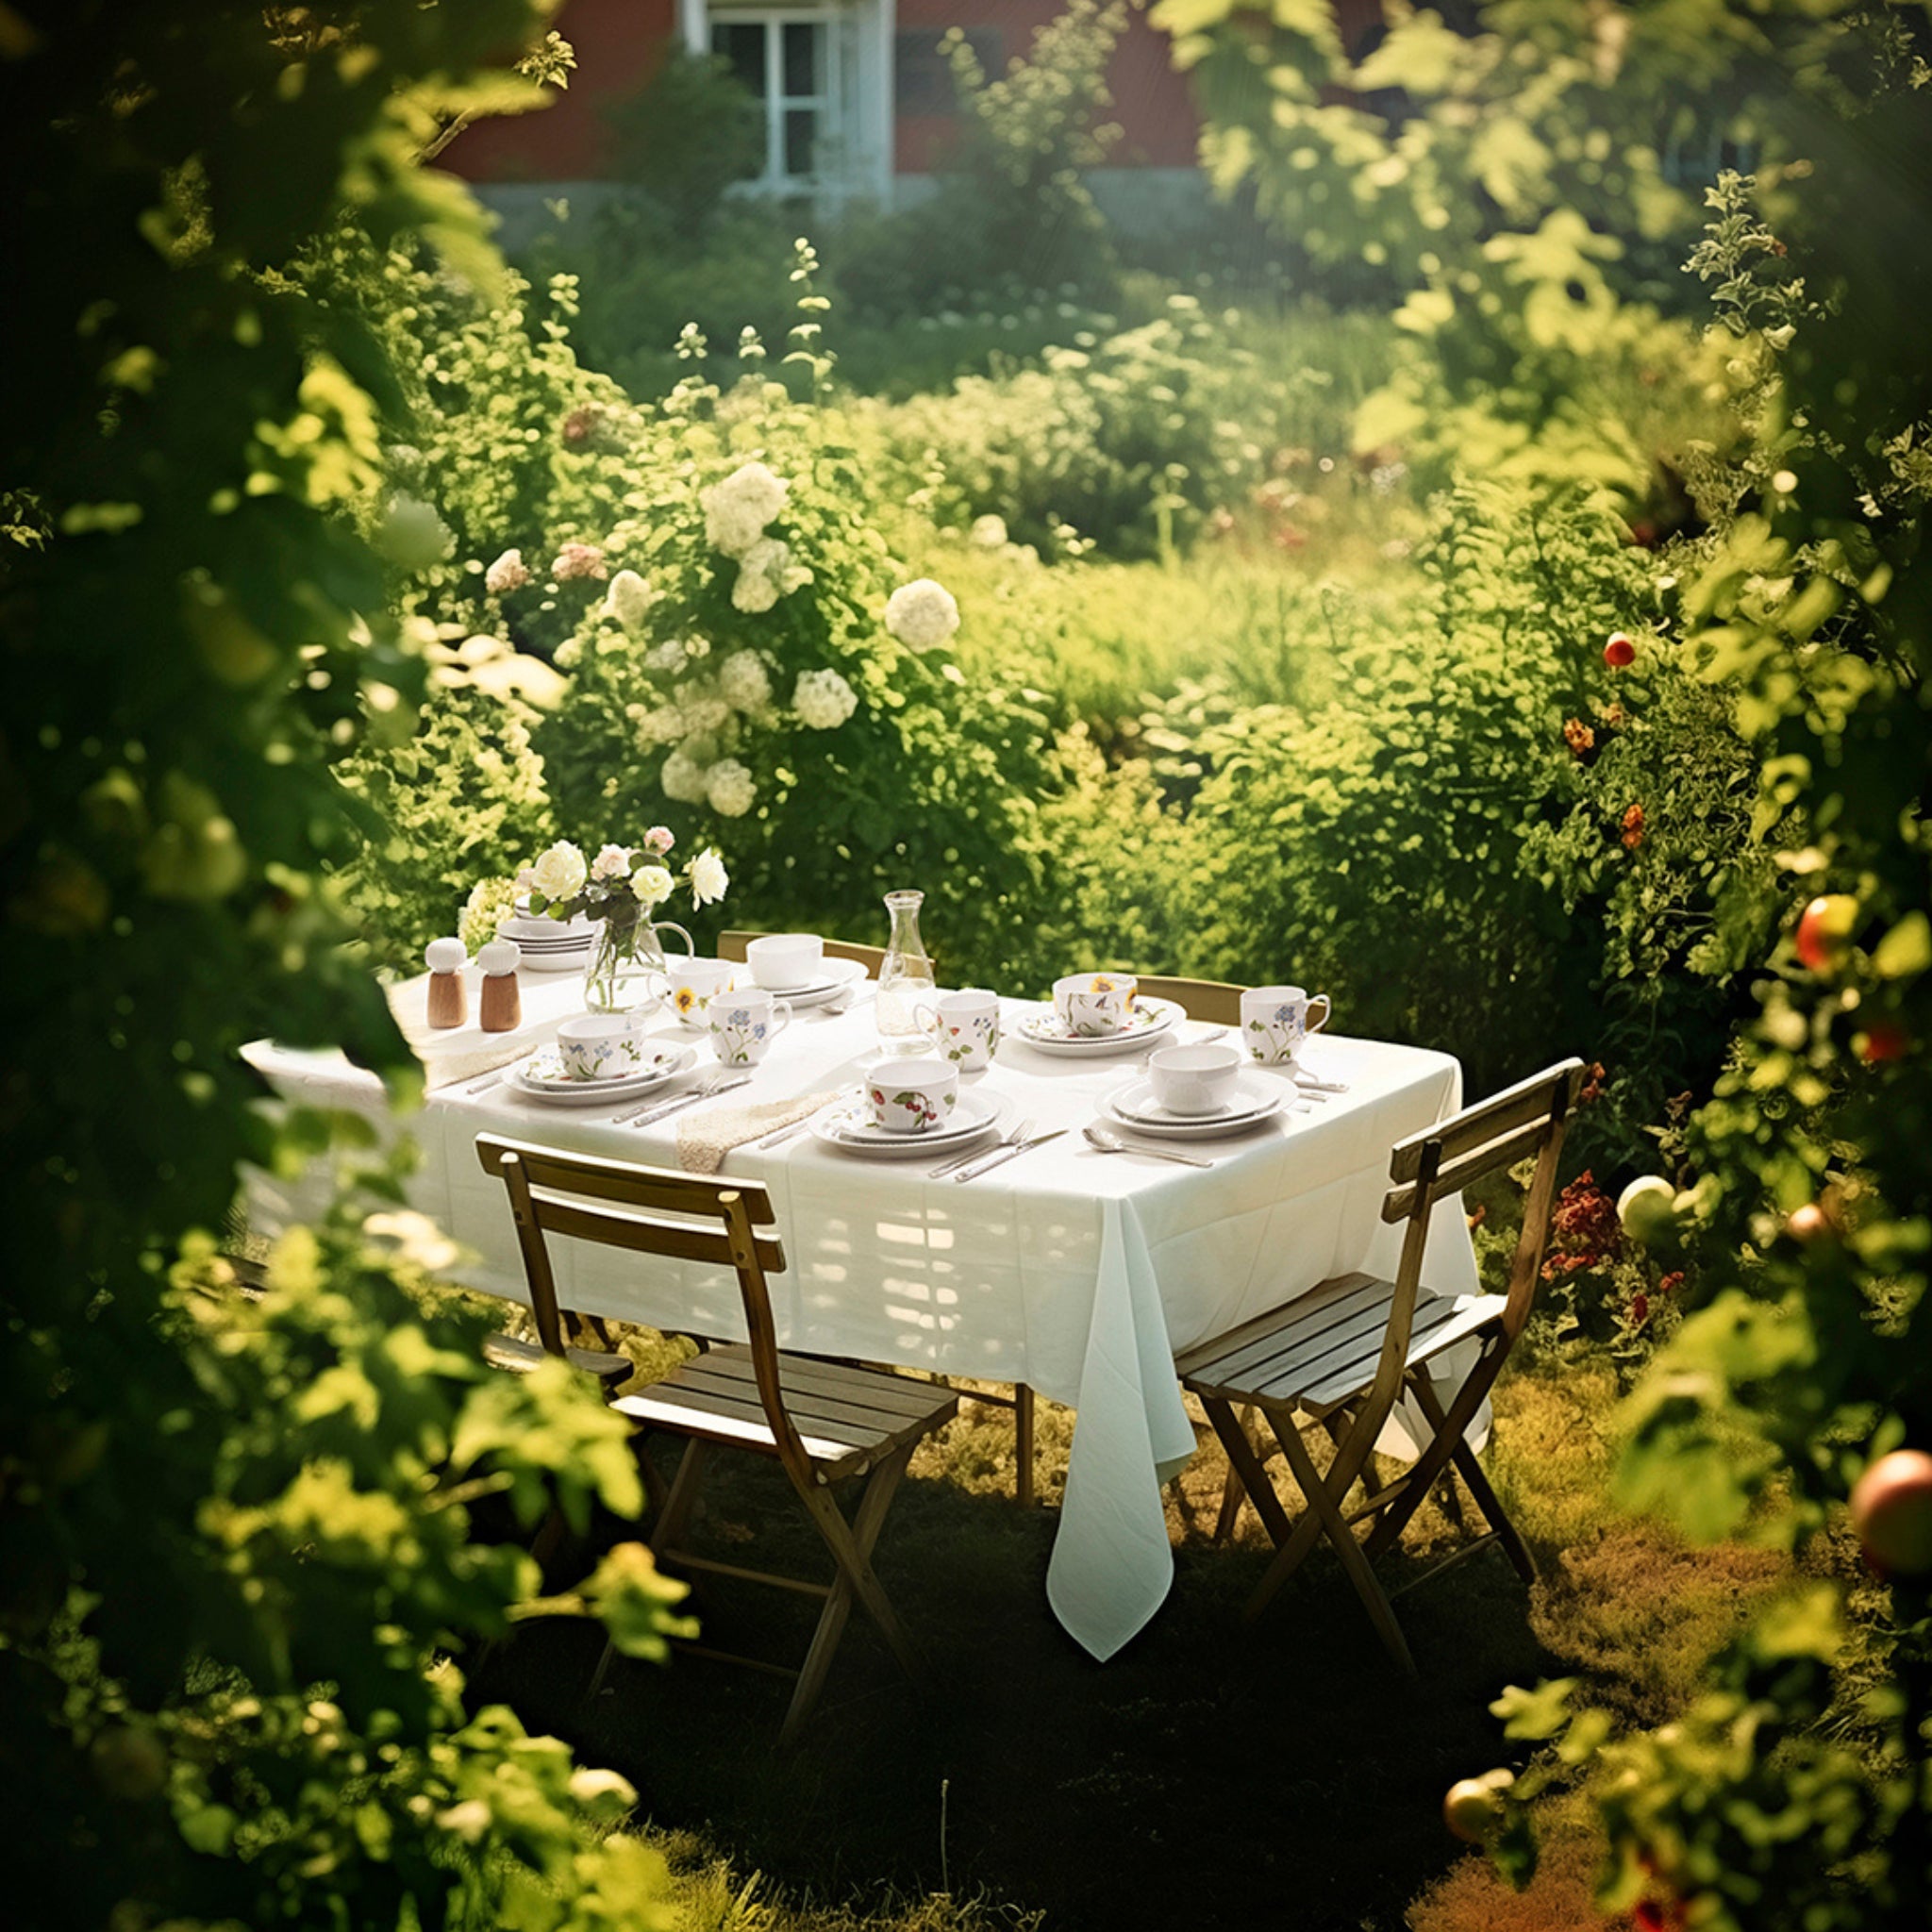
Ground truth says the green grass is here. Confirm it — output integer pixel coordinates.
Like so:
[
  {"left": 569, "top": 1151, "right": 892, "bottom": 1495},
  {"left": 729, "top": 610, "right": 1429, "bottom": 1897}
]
[{"left": 472, "top": 1335, "right": 1802, "bottom": 1932}]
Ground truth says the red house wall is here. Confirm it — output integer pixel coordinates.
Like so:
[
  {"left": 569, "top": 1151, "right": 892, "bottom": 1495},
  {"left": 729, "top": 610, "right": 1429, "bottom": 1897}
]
[
  {"left": 891, "top": 3, "right": 1199, "bottom": 175},
  {"left": 444, "top": 0, "right": 676, "bottom": 183}
]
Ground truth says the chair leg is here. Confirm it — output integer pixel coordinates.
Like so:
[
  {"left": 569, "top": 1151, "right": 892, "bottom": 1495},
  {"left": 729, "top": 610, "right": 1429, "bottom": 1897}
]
[
  {"left": 782, "top": 1444, "right": 923, "bottom": 1741},
  {"left": 1406, "top": 1371, "right": 1537, "bottom": 1585},
  {"left": 1269, "top": 1413, "right": 1415, "bottom": 1674},
  {"left": 1202, "top": 1396, "right": 1296, "bottom": 1548},
  {"left": 589, "top": 1437, "right": 713, "bottom": 1708},
  {"left": 1210, "top": 1403, "right": 1259, "bottom": 1542},
  {"left": 1014, "top": 1383, "right": 1035, "bottom": 1507},
  {"left": 1361, "top": 1344, "right": 1506, "bottom": 1563}
]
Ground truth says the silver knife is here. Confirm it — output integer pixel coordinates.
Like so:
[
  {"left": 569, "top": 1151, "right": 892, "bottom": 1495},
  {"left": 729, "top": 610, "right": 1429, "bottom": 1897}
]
[
  {"left": 952, "top": 1128, "right": 1067, "bottom": 1184},
  {"left": 930, "top": 1116, "right": 1032, "bottom": 1180},
  {"left": 625, "top": 1075, "right": 750, "bottom": 1127}
]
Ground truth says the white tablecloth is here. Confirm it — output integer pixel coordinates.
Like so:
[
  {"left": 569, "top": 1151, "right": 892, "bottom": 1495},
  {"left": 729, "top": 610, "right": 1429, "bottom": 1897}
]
[{"left": 243, "top": 968, "right": 1476, "bottom": 1660}]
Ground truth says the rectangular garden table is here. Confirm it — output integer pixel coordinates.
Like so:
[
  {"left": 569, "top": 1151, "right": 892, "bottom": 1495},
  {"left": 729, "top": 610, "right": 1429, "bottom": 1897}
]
[{"left": 244, "top": 969, "right": 1477, "bottom": 1661}]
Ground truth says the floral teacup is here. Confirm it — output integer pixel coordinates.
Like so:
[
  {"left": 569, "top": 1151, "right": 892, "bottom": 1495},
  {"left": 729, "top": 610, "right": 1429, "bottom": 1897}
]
[
  {"left": 1052, "top": 973, "right": 1139, "bottom": 1038},
  {"left": 653, "top": 956, "right": 736, "bottom": 1029},
  {"left": 707, "top": 988, "right": 792, "bottom": 1066},
  {"left": 556, "top": 1012, "right": 644, "bottom": 1081},
  {"left": 917, "top": 988, "right": 1000, "bottom": 1071},
  {"left": 867, "top": 1058, "right": 959, "bottom": 1133},
  {"left": 1240, "top": 985, "right": 1332, "bottom": 1066}
]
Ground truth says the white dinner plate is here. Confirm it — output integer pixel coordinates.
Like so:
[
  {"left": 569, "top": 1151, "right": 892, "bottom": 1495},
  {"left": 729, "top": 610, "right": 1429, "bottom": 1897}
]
[
  {"left": 810, "top": 1087, "right": 1007, "bottom": 1158},
  {"left": 508, "top": 1042, "right": 694, "bottom": 1105},
  {"left": 1100, "top": 1074, "right": 1284, "bottom": 1140},
  {"left": 1014, "top": 997, "right": 1181, "bottom": 1058},
  {"left": 739, "top": 956, "right": 870, "bottom": 1007},
  {"left": 502, "top": 914, "right": 596, "bottom": 941},
  {"left": 516, "top": 947, "right": 594, "bottom": 974}
]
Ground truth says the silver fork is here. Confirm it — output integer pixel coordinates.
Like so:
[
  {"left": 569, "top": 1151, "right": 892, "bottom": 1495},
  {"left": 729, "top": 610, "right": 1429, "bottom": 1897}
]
[
  {"left": 929, "top": 1115, "right": 1031, "bottom": 1180},
  {"left": 619, "top": 1073, "right": 747, "bottom": 1125}
]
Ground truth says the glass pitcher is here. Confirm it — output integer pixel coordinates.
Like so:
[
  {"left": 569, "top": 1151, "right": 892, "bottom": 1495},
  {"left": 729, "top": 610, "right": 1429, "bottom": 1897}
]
[
  {"left": 581, "top": 906, "right": 695, "bottom": 1018},
  {"left": 874, "top": 889, "right": 937, "bottom": 1058}
]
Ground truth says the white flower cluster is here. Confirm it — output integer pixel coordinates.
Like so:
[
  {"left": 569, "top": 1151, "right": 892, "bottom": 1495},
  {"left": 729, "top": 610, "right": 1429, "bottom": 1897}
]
[
  {"left": 702, "top": 459, "right": 789, "bottom": 556},
  {"left": 884, "top": 577, "right": 960, "bottom": 653},
  {"left": 970, "top": 514, "right": 1008, "bottom": 548},
  {"left": 706, "top": 758, "right": 757, "bottom": 818},
  {"left": 792, "top": 667, "right": 858, "bottom": 731},
  {"left": 627, "top": 702, "right": 684, "bottom": 749},
  {"left": 484, "top": 548, "right": 530, "bottom": 595},
  {"left": 731, "top": 536, "right": 811, "bottom": 614},
  {"left": 660, "top": 751, "right": 708, "bottom": 804},
  {"left": 718, "top": 649, "right": 773, "bottom": 714},
  {"left": 603, "top": 569, "right": 653, "bottom": 631}
]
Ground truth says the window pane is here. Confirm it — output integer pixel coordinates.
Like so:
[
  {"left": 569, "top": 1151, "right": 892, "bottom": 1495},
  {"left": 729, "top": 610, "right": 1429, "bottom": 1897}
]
[
  {"left": 783, "top": 107, "right": 817, "bottom": 179},
  {"left": 782, "top": 22, "right": 823, "bottom": 100},
  {"left": 892, "top": 30, "right": 999, "bottom": 116},
  {"left": 711, "top": 23, "right": 766, "bottom": 97}
]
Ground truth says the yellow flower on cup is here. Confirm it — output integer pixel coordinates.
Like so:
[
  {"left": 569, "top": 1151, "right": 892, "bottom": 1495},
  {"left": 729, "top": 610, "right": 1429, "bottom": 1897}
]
[{"left": 675, "top": 986, "right": 698, "bottom": 1017}]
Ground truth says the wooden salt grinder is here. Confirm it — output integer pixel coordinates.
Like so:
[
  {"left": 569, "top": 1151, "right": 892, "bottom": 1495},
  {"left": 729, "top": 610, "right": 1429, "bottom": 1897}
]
[
  {"left": 425, "top": 938, "right": 468, "bottom": 1028},
  {"left": 477, "top": 939, "right": 522, "bottom": 1033}
]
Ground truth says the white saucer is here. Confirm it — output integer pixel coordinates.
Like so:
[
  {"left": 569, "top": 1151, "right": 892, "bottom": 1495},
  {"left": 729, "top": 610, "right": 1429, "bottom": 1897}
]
[
  {"left": 516, "top": 947, "right": 594, "bottom": 974},
  {"left": 810, "top": 1087, "right": 1006, "bottom": 1158},
  {"left": 1015, "top": 997, "right": 1181, "bottom": 1058},
  {"left": 508, "top": 1042, "right": 694, "bottom": 1105},
  {"left": 740, "top": 956, "right": 870, "bottom": 1007},
  {"left": 1101, "top": 1074, "right": 1283, "bottom": 1139}
]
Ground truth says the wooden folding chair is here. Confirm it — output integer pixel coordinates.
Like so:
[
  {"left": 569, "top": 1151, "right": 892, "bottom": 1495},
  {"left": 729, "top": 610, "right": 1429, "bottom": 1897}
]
[
  {"left": 476, "top": 1134, "right": 958, "bottom": 1741},
  {"left": 1174, "top": 1058, "right": 1584, "bottom": 1670},
  {"left": 1131, "top": 974, "right": 1245, "bottom": 1026}
]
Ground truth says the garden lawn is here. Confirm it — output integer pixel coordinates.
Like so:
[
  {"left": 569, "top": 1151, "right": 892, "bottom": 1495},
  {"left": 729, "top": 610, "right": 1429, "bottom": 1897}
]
[{"left": 475, "top": 1350, "right": 1803, "bottom": 1932}]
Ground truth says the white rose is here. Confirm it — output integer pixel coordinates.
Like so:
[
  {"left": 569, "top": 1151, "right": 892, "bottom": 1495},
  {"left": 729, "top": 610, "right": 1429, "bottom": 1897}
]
[
  {"left": 705, "top": 497, "right": 766, "bottom": 555},
  {"left": 484, "top": 548, "right": 530, "bottom": 595},
  {"left": 884, "top": 577, "right": 961, "bottom": 653},
  {"left": 970, "top": 514, "right": 1008, "bottom": 548},
  {"left": 530, "top": 840, "right": 587, "bottom": 902},
  {"left": 792, "top": 667, "right": 858, "bottom": 730},
  {"left": 731, "top": 565, "right": 778, "bottom": 613},
  {"left": 700, "top": 460, "right": 789, "bottom": 555},
  {"left": 660, "top": 751, "right": 709, "bottom": 804},
  {"left": 688, "top": 848, "right": 729, "bottom": 907},
  {"left": 603, "top": 569, "right": 653, "bottom": 630},
  {"left": 631, "top": 864, "right": 675, "bottom": 906},
  {"left": 590, "top": 842, "right": 631, "bottom": 881},
  {"left": 718, "top": 649, "right": 773, "bottom": 713},
  {"left": 706, "top": 758, "right": 757, "bottom": 818}
]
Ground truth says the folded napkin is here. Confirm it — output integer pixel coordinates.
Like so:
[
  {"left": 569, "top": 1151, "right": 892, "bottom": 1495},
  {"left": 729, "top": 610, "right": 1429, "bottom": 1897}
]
[{"left": 677, "top": 1089, "right": 841, "bottom": 1176}]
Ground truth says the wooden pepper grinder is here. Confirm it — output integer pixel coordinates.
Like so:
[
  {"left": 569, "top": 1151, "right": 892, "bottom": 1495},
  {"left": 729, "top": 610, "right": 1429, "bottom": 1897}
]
[
  {"left": 425, "top": 938, "right": 468, "bottom": 1029},
  {"left": 477, "top": 938, "right": 523, "bottom": 1034}
]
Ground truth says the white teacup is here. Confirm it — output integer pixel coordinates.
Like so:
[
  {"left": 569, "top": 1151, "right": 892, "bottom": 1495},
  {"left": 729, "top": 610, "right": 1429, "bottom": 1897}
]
[
  {"left": 745, "top": 932, "right": 824, "bottom": 991},
  {"left": 708, "top": 988, "right": 792, "bottom": 1066},
  {"left": 1148, "top": 1041, "right": 1243, "bottom": 1116},
  {"left": 917, "top": 988, "right": 1000, "bottom": 1071},
  {"left": 653, "top": 955, "right": 735, "bottom": 1029},
  {"left": 556, "top": 1012, "right": 643, "bottom": 1081},
  {"left": 866, "top": 1056, "right": 960, "bottom": 1134},
  {"left": 1241, "top": 985, "right": 1332, "bottom": 1066},
  {"left": 1053, "top": 972, "right": 1139, "bottom": 1038}
]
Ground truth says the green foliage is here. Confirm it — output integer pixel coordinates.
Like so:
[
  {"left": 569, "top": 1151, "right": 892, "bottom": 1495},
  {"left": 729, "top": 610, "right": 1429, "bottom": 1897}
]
[
  {"left": 602, "top": 45, "right": 762, "bottom": 230},
  {"left": 0, "top": 6, "right": 681, "bottom": 1925},
  {"left": 839, "top": 0, "right": 1127, "bottom": 320}
]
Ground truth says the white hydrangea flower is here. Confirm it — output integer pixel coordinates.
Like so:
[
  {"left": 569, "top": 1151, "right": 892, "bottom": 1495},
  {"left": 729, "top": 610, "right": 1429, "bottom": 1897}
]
[
  {"left": 688, "top": 848, "right": 729, "bottom": 907},
  {"left": 553, "top": 636, "right": 582, "bottom": 670},
  {"left": 603, "top": 569, "right": 653, "bottom": 629},
  {"left": 530, "top": 840, "right": 587, "bottom": 902},
  {"left": 970, "top": 513, "right": 1009, "bottom": 548},
  {"left": 792, "top": 667, "right": 858, "bottom": 730},
  {"left": 632, "top": 703, "right": 684, "bottom": 748},
  {"left": 885, "top": 577, "right": 961, "bottom": 653},
  {"left": 484, "top": 548, "right": 530, "bottom": 595},
  {"left": 660, "top": 750, "right": 709, "bottom": 804},
  {"left": 701, "top": 460, "right": 789, "bottom": 555},
  {"left": 742, "top": 536, "right": 811, "bottom": 596},
  {"left": 645, "top": 637, "right": 688, "bottom": 674},
  {"left": 682, "top": 692, "right": 729, "bottom": 736},
  {"left": 590, "top": 842, "right": 631, "bottom": 881},
  {"left": 718, "top": 649, "right": 773, "bottom": 713},
  {"left": 731, "top": 566, "right": 779, "bottom": 613},
  {"left": 683, "top": 633, "right": 712, "bottom": 661},
  {"left": 707, "top": 758, "right": 757, "bottom": 818},
  {"left": 631, "top": 864, "right": 675, "bottom": 905}
]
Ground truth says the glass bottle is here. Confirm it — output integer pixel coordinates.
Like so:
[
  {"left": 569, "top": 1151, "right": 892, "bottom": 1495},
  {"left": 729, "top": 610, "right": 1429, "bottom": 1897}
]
[{"left": 874, "top": 889, "right": 937, "bottom": 1058}]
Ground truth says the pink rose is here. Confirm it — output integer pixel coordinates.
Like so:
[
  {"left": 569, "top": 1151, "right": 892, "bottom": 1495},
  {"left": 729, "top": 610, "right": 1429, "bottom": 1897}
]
[
  {"left": 643, "top": 825, "right": 675, "bottom": 855},
  {"left": 552, "top": 542, "right": 608, "bottom": 582}
]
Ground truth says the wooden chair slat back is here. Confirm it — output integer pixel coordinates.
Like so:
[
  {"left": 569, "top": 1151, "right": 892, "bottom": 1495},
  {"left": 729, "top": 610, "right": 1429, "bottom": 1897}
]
[
  {"left": 1132, "top": 975, "right": 1245, "bottom": 1025},
  {"left": 1380, "top": 1116, "right": 1561, "bottom": 1224},
  {"left": 478, "top": 1135, "right": 817, "bottom": 1478},
  {"left": 1388, "top": 1060, "right": 1586, "bottom": 1183},
  {"left": 716, "top": 931, "right": 889, "bottom": 980}
]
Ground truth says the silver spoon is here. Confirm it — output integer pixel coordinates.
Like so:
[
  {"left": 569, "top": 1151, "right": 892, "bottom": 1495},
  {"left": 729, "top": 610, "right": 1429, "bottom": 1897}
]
[{"left": 1082, "top": 1124, "right": 1214, "bottom": 1169}]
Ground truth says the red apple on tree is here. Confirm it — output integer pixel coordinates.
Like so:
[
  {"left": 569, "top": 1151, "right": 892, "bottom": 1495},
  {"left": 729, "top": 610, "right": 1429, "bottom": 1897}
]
[
  {"left": 1849, "top": 1448, "right": 1932, "bottom": 1576},
  {"left": 1604, "top": 632, "right": 1637, "bottom": 667},
  {"left": 1794, "top": 894, "right": 1858, "bottom": 973},
  {"left": 1786, "top": 1201, "right": 1831, "bottom": 1242},
  {"left": 1858, "top": 1019, "right": 1910, "bottom": 1064}
]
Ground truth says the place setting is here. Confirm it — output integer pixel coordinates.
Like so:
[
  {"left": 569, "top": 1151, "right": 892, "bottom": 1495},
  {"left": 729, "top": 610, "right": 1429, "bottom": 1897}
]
[
  {"left": 738, "top": 932, "right": 872, "bottom": 1012},
  {"left": 495, "top": 1013, "right": 695, "bottom": 1108},
  {"left": 808, "top": 1057, "right": 1013, "bottom": 1163},
  {"left": 1011, "top": 973, "right": 1185, "bottom": 1058}
]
